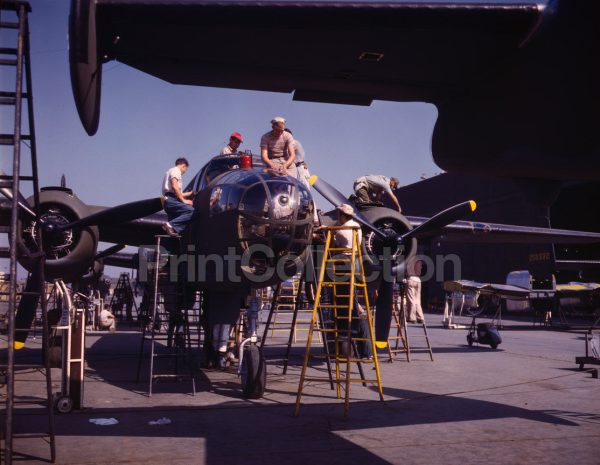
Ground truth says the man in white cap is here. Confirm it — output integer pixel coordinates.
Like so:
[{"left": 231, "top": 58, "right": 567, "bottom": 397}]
[
  {"left": 333, "top": 203, "right": 372, "bottom": 358},
  {"left": 334, "top": 203, "right": 362, "bottom": 252},
  {"left": 260, "top": 116, "right": 297, "bottom": 177}
]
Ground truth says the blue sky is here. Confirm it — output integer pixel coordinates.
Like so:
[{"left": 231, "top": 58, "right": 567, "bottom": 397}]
[{"left": 1, "top": 0, "right": 454, "bottom": 273}]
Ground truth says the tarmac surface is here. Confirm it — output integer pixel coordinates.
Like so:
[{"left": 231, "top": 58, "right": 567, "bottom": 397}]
[{"left": 2, "top": 312, "right": 600, "bottom": 465}]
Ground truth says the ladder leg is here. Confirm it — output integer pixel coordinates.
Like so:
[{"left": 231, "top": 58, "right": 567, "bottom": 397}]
[{"left": 283, "top": 277, "right": 304, "bottom": 374}]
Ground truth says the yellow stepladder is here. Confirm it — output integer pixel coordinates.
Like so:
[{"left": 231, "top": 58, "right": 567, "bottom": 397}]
[
  {"left": 269, "top": 278, "right": 298, "bottom": 337},
  {"left": 294, "top": 225, "right": 384, "bottom": 418}
]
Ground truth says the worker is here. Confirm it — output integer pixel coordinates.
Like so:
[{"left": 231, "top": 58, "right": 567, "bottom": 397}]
[
  {"left": 219, "top": 132, "right": 243, "bottom": 155},
  {"left": 333, "top": 204, "right": 372, "bottom": 359},
  {"left": 353, "top": 175, "right": 401, "bottom": 212},
  {"left": 260, "top": 116, "right": 297, "bottom": 177},
  {"left": 283, "top": 128, "right": 310, "bottom": 187},
  {"left": 161, "top": 157, "right": 195, "bottom": 236},
  {"left": 405, "top": 258, "right": 425, "bottom": 323}
]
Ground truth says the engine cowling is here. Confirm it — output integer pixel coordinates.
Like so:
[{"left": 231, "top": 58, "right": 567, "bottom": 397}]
[
  {"left": 17, "top": 187, "right": 99, "bottom": 282},
  {"left": 360, "top": 206, "right": 418, "bottom": 271}
]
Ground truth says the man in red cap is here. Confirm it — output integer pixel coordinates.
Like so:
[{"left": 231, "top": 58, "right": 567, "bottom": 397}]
[{"left": 219, "top": 132, "right": 243, "bottom": 155}]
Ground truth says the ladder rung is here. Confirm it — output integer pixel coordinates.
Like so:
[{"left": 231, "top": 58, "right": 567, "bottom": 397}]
[
  {"left": 0, "top": 134, "right": 32, "bottom": 145},
  {"left": 0, "top": 22, "right": 20, "bottom": 29},
  {"left": 0, "top": 97, "right": 16, "bottom": 105},
  {"left": 0, "top": 58, "right": 17, "bottom": 66},
  {"left": 321, "top": 281, "right": 366, "bottom": 287},
  {"left": 0, "top": 91, "right": 26, "bottom": 98},
  {"left": 0, "top": 47, "right": 18, "bottom": 55},
  {"left": 0, "top": 174, "right": 35, "bottom": 181}
]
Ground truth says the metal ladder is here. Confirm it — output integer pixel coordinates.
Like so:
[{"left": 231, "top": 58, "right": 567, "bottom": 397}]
[
  {"left": 108, "top": 272, "right": 138, "bottom": 322},
  {"left": 260, "top": 259, "right": 328, "bottom": 378},
  {"left": 387, "top": 285, "right": 410, "bottom": 362},
  {"left": 0, "top": 2, "right": 56, "bottom": 463},
  {"left": 391, "top": 278, "right": 434, "bottom": 362},
  {"left": 295, "top": 226, "right": 384, "bottom": 418},
  {"left": 135, "top": 235, "right": 198, "bottom": 396}
]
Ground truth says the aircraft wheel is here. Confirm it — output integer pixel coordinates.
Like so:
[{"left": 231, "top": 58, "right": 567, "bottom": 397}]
[
  {"left": 466, "top": 334, "right": 473, "bottom": 346},
  {"left": 55, "top": 395, "right": 73, "bottom": 414},
  {"left": 490, "top": 343, "right": 498, "bottom": 350},
  {"left": 240, "top": 345, "right": 266, "bottom": 399}
]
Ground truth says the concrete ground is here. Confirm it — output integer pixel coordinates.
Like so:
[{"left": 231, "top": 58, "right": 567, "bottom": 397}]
[{"left": 2, "top": 313, "right": 600, "bottom": 465}]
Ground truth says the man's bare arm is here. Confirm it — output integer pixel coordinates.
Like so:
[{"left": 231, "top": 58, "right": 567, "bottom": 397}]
[
  {"left": 284, "top": 143, "right": 296, "bottom": 169},
  {"left": 171, "top": 178, "right": 193, "bottom": 205},
  {"left": 261, "top": 147, "right": 275, "bottom": 169}
]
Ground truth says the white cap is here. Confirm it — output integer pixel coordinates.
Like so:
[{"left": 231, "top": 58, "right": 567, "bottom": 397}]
[
  {"left": 336, "top": 204, "right": 354, "bottom": 216},
  {"left": 271, "top": 116, "right": 286, "bottom": 124}
]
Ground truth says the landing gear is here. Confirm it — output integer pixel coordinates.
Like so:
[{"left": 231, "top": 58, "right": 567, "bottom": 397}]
[
  {"left": 238, "top": 294, "right": 267, "bottom": 399},
  {"left": 240, "top": 345, "right": 266, "bottom": 399}
]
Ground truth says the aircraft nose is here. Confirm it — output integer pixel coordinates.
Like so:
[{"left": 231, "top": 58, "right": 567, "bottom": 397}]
[{"left": 238, "top": 178, "right": 314, "bottom": 260}]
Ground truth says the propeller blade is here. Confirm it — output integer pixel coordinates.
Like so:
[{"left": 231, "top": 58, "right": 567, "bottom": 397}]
[
  {"left": 310, "top": 176, "right": 387, "bottom": 239},
  {"left": 14, "top": 271, "right": 41, "bottom": 349},
  {"left": 58, "top": 197, "right": 163, "bottom": 231},
  {"left": 95, "top": 244, "right": 126, "bottom": 261},
  {"left": 401, "top": 200, "right": 477, "bottom": 242},
  {"left": 0, "top": 169, "right": 36, "bottom": 219},
  {"left": 375, "top": 277, "right": 395, "bottom": 348}
]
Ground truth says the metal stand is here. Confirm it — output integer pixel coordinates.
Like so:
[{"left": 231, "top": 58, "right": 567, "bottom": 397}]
[{"left": 135, "top": 235, "right": 197, "bottom": 396}]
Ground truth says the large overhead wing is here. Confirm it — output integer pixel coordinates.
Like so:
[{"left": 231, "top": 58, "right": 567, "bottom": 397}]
[
  {"left": 71, "top": 0, "right": 541, "bottom": 131},
  {"left": 69, "top": 0, "right": 600, "bottom": 181}
]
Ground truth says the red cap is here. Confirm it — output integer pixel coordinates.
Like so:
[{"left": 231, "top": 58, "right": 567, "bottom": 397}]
[{"left": 230, "top": 132, "right": 243, "bottom": 142}]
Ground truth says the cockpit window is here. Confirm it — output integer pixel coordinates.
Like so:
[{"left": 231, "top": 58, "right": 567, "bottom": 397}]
[{"left": 192, "top": 155, "right": 267, "bottom": 192}]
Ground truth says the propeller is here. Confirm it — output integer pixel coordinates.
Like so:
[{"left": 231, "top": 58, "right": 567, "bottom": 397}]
[
  {"left": 95, "top": 244, "right": 126, "bottom": 261},
  {"left": 400, "top": 201, "right": 476, "bottom": 242},
  {"left": 310, "top": 175, "right": 476, "bottom": 348},
  {"left": 0, "top": 169, "right": 36, "bottom": 219},
  {"left": 47, "top": 197, "right": 163, "bottom": 232}
]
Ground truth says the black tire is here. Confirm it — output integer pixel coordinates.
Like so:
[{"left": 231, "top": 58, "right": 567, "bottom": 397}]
[
  {"left": 241, "top": 345, "right": 266, "bottom": 399},
  {"left": 466, "top": 334, "right": 473, "bottom": 346},
  {"left": 55, "top": 396, "right": 74, "bottom": 414},
  {"left": 490, "top": 343, "right": 498, "bottom": 350}
]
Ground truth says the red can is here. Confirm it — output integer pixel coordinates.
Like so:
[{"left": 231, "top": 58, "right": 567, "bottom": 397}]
[{"left": 240, "top": 151, "right": 252, "bottom": 169}]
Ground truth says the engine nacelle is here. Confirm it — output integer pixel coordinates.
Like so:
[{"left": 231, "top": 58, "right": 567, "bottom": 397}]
[
  {"left": 17, "top": 187, "right": 99, "bottom": 282},
  {"left": 359, "top": 206, "right": 418, "bottom": 273}
]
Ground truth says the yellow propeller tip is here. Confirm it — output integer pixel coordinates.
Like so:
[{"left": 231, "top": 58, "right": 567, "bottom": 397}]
[
  {"left": 14, "top": 341, "right": 25, "bottom": 350},
  {"left": 469, "top": 200, "right": 477, "bottom": 212},
  {"left": 375, "top": 341, "right": 388, "bottom": 349},
  {"left": 309, "top": 175, "right": 318, "bottom": 186}
]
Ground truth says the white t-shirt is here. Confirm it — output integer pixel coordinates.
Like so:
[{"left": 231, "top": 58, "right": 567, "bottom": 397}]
[
  {"left": 353, "top": 175, "right": 392, "bottom": 196},
  {"left": 162, "top": 166, "right": 182, "bottom": 195},
  {"left": 219, "top": 145, "right": 235, "bottom": 156},
  {"left": 334, "top": 218, "right": 362, "bottom": 252}
]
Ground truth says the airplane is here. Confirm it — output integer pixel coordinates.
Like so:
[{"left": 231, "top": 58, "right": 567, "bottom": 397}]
[
  {"left": 3, "top": 0, "right": 600, "bottom": 400},
  {"left": 4, "top": 156, "right": 600, "bottom": 343}
]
